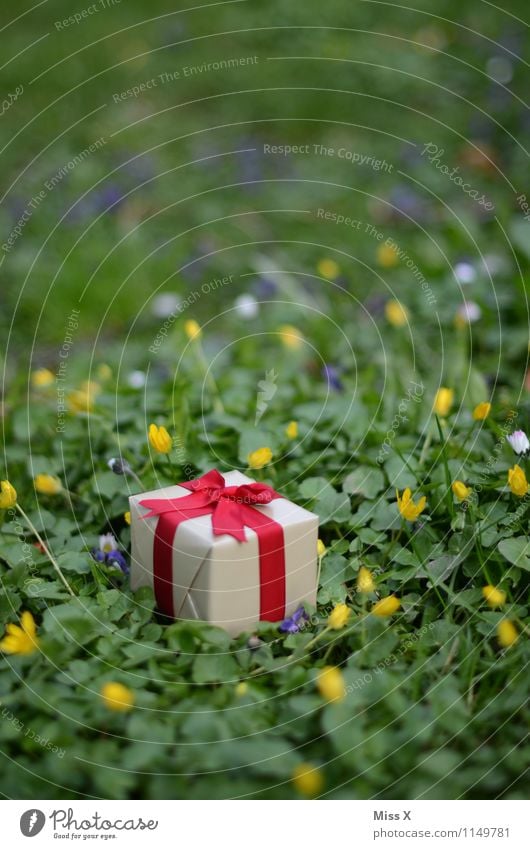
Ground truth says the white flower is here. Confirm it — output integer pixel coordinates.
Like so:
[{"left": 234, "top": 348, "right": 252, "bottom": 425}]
[
  {"left": 234, "top": 294, "right": 259, "bottom": 319},
  {"left": 99, "top": 533, "right": 118, "bottom": 553},
  {"left": 507, "top": 430, "right": 530, "bottom": 455},
  {"left": 127, "top": 370, "right": 146, "bottom": 389},
  {"left": 457, "top": 300, "right": 481, "bottom": 323},
  {"left": 151, "top": 293, "right": 179, "bottom": 318},
  {"left": 454, "top": 261, "right": 476, "bottom": 284}
]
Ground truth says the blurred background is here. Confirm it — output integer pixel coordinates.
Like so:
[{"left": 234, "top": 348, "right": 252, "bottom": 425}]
[{"left": 1, "top": 0, "right": 529, "bottom": 399}]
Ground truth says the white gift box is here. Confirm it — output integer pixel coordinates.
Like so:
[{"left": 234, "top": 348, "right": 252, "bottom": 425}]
[{"left": 129, "top": 470, "right": 319, "bottom": 636}]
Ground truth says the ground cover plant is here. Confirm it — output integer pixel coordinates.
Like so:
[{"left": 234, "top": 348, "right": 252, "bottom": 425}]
[{"left": 0, "top": 0, "right": 529, "bottom": 799}]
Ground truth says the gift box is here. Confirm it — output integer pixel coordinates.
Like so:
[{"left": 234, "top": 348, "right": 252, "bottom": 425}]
[{"left": 129, "top": 469, "right": 319, "bottom": 636}]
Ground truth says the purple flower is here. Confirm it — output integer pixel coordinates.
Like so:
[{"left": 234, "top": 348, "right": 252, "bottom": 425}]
[
  {"left": 279, "top": 605, "right": 309, "bottom": 634},
  {"left": 322, "top": 364, "right": 343, "bottom": 391},
  {"left": 91, "top": 533, "right": 129, "bottom": 575},
  {"left": 92, "top": 184, "right": 125, "bottom": 213},
  {"left": 105, "top": 550, "right": 129, "bottom": 575},
  {"left": 254, "top": 275, "right": 277, "bottom": 298}
]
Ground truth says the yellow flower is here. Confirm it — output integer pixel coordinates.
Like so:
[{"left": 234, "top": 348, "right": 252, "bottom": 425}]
[
  {"left": 385, "top": 299, "right": 409, "bottom": 328},
  {"left": 148, "top": 423, "right": 172, "bottom": 454},
  {"left": 235, "top": 682, "right": 248, "bottom": 697},
  {"left": 285, "top": 420, "right": 298, "bottom": 440},
  {"left": 316, "top": 665, "right": 346, "bottom": 703},
  {"left": 124, "top": 511, "right": 131, "bottom": 525},
  {"left": 482, "top": 585, "right": 506, "bottom": 609},
  {"left": 372, "top": 596, "right": 401, "bottom": 617},
  {"left": 184, "top": 319, "right": 201, "bottom": 340},
  {"left": 317, "top": 258, "right": 340, "bottom": 280},
  {"left": 247, "top": 447, "right": 272, "bottom": 470},
  {"left": 473, "top": 402, "right": 491, "bottom": 421},
  {"left": 34, "top": 474, "right": 62, "bottom": 495},
  {"left": 452, "top": 480, "right": 472, "bottom": 502},
  {"left": 81, "top": 380, "right": 101, "bottom": 395},
  {"left": 377, "top": 242, "right": 399, "bottom": 268},
  {"left": 100, "top": 682, "right": 135, "bottom": 712},
  {"left": 508, "top": 464, "right": 529, "bottom": 497},
  {"left": 292, "top": 763, "right": 324, "bottom": 797},
  {"left": 31, "top": 368, "right": 54, "bottom": 388},
  {"left": 97, "top": 363, "right": 112, "bottom": 381},
  {"left": 0, "top": 480, "right": 17, "bottom": 509},
  {"left": 357, "top": 566, "right": 375, "bottom": 594},
  {"left": 497, "top": 620, "right": 518, "bottom": 648},
  {"left": 278, "top": 324, "right": 304, "bottom": 350},
  {"left": 68, "top": 383, "right": 98, "bottom": 413},
  {"left": 317, "top": 539, "right": 327, "bottom": 558},
  {"left": 0, "top": 611, "right": 39, "bottom": 655},
  {"left": 327, "top": 603, "right": 350, "bottom": 630},
  {"left": 396, "top": 488, "right": 426, "bottom": 522},
  {"left": 434, "top": 387, "right": 454, "bottom": 417}
]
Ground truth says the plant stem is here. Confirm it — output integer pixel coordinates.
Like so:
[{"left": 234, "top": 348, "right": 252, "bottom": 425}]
[
  {"left": 406, "top": 524, "right": 446, "bottom": 610},
  {"left": 166, "top": 453, "right": 177, "bottom": 479},
  {"left": 195, "top": 340, "right": 225, "bottom": 414},
  {"left": 16, "top": 503, "right": 75, "bottom": 596},
  {"left": 418, "top": 431, "right": 433, "bottom": 468},
  {"left": 435, "top": 415, "right": 455, "bottom": 518}
]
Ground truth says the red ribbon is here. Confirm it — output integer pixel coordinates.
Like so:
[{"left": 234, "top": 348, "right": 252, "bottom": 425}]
[{"left": 140, "top": 470, "right": 286, "bottom": 622}]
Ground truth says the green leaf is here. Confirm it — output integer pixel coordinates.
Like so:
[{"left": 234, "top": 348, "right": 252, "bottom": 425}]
[
  {"left": 418, "top": 555, "right": 461, "bottom": 586},
  {"left": 192, "top": 652, "right": 239, "bottom": 683},
  {"left": 498, "top": 537, "right": 530, "bottom": 571},
  {"left": 57, "top": 551, "right": 93, "bottom": 573},
  {"left": 343, "top": 466, "right": 385, "bottom": 499}
]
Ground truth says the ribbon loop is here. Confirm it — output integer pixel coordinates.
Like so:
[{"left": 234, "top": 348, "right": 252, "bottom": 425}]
[{"left": 141, "top": 474, "right": 280, "bottom": 542}]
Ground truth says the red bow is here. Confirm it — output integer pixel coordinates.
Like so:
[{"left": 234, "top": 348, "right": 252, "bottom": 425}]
[
  {"left": 139, "top": 470, "right": 286, "bottom": 621},
  {"left": 140, "top": 469, "right": 279, "bottom": 542}
]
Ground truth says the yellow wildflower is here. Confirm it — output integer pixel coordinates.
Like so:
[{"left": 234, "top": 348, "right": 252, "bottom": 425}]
[
  {"left": 0, "top": 480, "right": 17, "bottom": 509},
  {"left": 327, "top": 603, "right": 350, "bottom": 630},
  {"left": 433, "top": 387, "right": 454, "bottom": 417},
  {"left": 292, "top": 763, "right": 324, "bottom": 797},
  {"left": 184, "top": 319, "right": 201, "bottom": 340},
  {"left": 377, "top": 242, "right": 399, "bottom": 268},
  {"left": 148, "top": 423, "right": 172, "bottom": 454},
  {"left": 508, "top": 464, "right": 528, "bottom": 497},
  {"left": 247, "top": 447, "right": 272, "bottom": 470},
  {"left": 97, "top": 363, "right": 112, "bottom": 381},
  {"left": 31, "top": 368, "right": 54, "bottom": 388},
  {"left": 235, "top": 682, "right": 248, "bottom": 697},
  {"left": 385, "top": 299, "right": 409, "bottom": 328},
  {"left": 278, "top": 324, "right": 304, "bottom": 350},
  {"left": 317, "top": 539, "right": 327, "bottom": 558},
  {"left": 124, "top": 511, "right": 131, "bottom": 525},
  {"left": 285, "top": 420, "right": 298, "bottom": 440},
  {"left": 68, "top": 382, "right": 99, "bottom": 413},
  {"left": 81, "top": 380, "right": 101, "bottom": 395},
  {"left": 0, "top": 611, "right": 39, "bottom": 655},
  {"left": 473, "top": 402, "right": 491, "bottom": 421},
  {"left": 100, "top": 682, "right": 135, "bottom": 712},
  {"left": 396, "top": 488, "right": 426, "bottom": 522},
  {"left": 357, "top": 566, "right": 375, "bottom": 594},
  {"left": 482, "top": 585, "right": 506, "bottom": 609},
  {"left": 34, "top": 474, "right": 62, "bottom": 495},
  {"left": 497, "top": 620, "right": 518, "bottom": 648},
  {"left": 452, "top": 480, "right": 472, "bottom": 502},
  {"left": 372, "top": 596, "right": 401, "bottom": 617},
  {"left": 317, "top": 258, "right": 340, "bottom": 280},
  {"left": 316, "top": 665, "right": 346, "bottom": 703}
]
